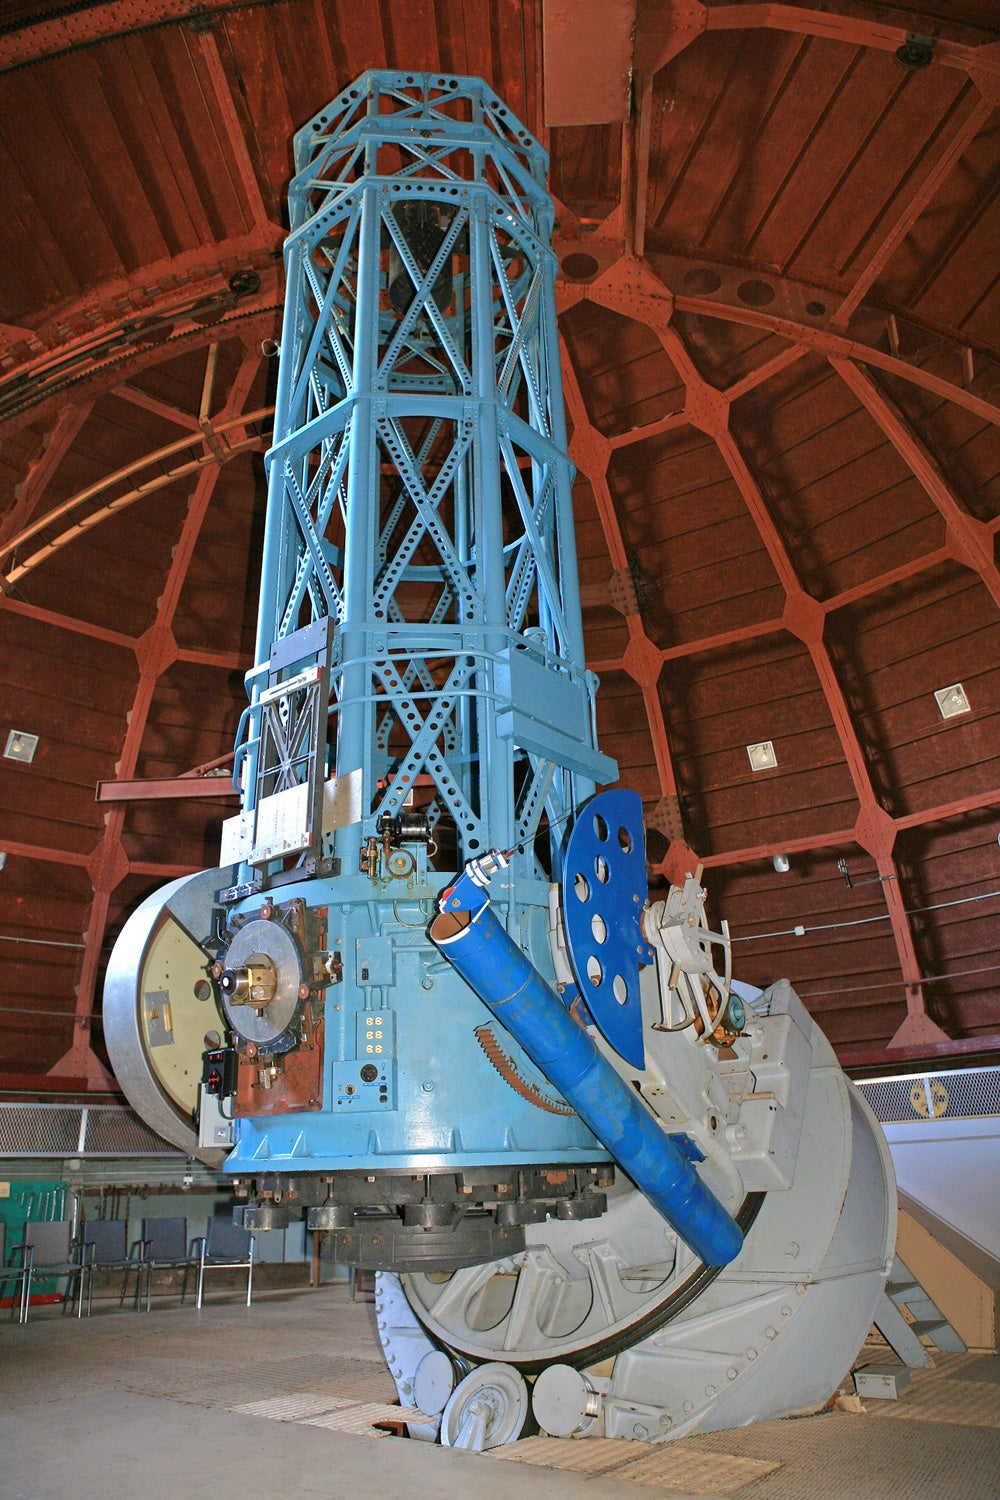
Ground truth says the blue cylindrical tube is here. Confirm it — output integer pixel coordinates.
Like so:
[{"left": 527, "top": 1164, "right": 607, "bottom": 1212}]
[{"left": 431, "top": 900, "right": 744, "bottom": 1267}]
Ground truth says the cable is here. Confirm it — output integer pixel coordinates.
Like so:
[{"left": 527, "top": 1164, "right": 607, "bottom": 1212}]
[
  {"left": 730, "top": 886, "right": 1000, "bottom": 945},
  {"left": 796, "top": 961, "right": 1000, "bottom": 1001},
  {"left": 0, "top": 934, "right": 87, "bottom": 950}
]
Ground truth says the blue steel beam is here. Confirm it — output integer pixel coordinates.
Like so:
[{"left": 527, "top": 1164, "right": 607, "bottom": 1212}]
[{"left": 239, "top": 71, "right": 613, "bottom": 882}]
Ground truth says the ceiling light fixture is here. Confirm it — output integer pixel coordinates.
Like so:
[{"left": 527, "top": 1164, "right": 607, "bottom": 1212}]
[
  {"left": 3, "top": 730, "right": 39, "bottom": 764},
  {"left": 772, "top": 853, "right": 790, "bottom": 873},
  {"left": 894, "top": 32, "right": 936, "bottom": 71},
  {"left": 0, "top": 852, "right": 6, "bottom": 871},
  {"left": 934, "top": 684, "right": 970, "bottom": 719},
  {"left": 746, "top": 741, "right": 777, "bottom": 772}
]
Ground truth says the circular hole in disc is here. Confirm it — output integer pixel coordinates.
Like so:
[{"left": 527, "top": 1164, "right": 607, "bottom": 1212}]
[
  {"left": 682, "top": 267, "right": 722, "bottom": 295},
  {"left": 591, "top": 913, "right": 607, "bottom": 944},
  {"left": 594, "top": 855, "right": 610, "bottom": 884},
  {"left": 613, "top": 975, "right": 628, "bottom": 1006},
  {"left": 737, "top": 278, "right": 776, "bottom": 307},
  {"left": 561, "top": 251, "right": 599, "bottom": 281},
  {"left": 593, "top": 813, "right": 609, "bottom": 842},
  {"left": 586, "top": 955, "right": 603, "bottom": 987},
  {"left": 574, "top": 871, "right": 591, "bottom": 903},
  {"left": 617, "top": 826, "right": 632, "bottom": 854}
]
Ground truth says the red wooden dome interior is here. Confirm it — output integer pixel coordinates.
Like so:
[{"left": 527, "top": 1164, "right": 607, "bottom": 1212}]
[{"left": 0, "top": 0, "right": 998, "bottom": 1095}]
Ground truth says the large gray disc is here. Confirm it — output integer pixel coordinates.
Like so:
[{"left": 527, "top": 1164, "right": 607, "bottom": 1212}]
[{"left": 103, "top": 865, "right": 235, "bottom": 1165}]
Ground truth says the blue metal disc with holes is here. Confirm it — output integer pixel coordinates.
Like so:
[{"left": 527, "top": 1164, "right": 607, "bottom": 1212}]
[{"left": 562, "top": 790, "right": 653, "bottom": 1069}]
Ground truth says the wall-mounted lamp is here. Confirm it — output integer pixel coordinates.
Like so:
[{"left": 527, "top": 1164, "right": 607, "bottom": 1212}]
[
  {"left": 934, "top": 683, "right": 970, "bottom": 719},
  {"left": 4, "top": 730, "right": 38, "bottom": 764},
  {"left": 746, "top": 741, "right": 777, "bottom": 772}
]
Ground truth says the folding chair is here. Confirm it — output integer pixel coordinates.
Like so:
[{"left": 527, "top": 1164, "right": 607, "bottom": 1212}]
[
  {"left": 193, "top": 1215, "right": 255, "bottom": 1309},
  {"left": 79, "top": 1220, "right": 146, "bottom": 1314},
  {"left": 8, "top": 1221, "right": 89, "bottom": 1323},
  {"left": 139, "top": 1217, "right": 200, "bottom": 1311},
  {"left": 0, "top": 1222, "right": 31, "bottom": 1320}
]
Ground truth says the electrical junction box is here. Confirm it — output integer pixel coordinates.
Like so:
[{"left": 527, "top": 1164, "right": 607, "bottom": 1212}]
[
  {"left": 198, "top": 1085, "right": 236, "bottom": 1149},
  {"left": 356, "top": 936, "right": 395, "bottom": 986},
  {"left": 854, "top": 1365, "right": 911, "bottom": 1400}
]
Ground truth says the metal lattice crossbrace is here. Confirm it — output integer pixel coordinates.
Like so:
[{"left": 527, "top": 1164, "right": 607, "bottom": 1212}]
[
  {"left": 857, "top": 1067, "right": 1000, "bottom": 1123},
  {"left": 0, "top": 1103, "right": 179, "bottom": 1158}
]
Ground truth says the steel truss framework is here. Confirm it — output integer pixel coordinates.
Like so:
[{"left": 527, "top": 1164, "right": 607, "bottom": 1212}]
[{"left": 239, "top": 71, "right": 608, "bottom": 876}]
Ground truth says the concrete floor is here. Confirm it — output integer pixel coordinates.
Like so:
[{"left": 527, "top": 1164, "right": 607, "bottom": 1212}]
[{"left": 1, "top": 1285, "right": 998, "bottom": 1500}]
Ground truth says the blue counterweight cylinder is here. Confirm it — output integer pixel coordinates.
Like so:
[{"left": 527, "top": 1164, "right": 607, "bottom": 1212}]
[{"left": 431, "top": 873, "right": 744, "bottom": 1268}]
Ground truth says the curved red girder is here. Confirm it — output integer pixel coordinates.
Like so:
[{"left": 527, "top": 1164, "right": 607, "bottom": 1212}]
[
  {"left": 0, "top": 243, "right": 282, "bottom": 442},
  {"left": 44, "top": 344, "right": 262, "bottom": 1086}
]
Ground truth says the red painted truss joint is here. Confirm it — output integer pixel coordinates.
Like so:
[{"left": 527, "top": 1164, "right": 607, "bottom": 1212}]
[
  {"left": 622, "top": 631, "right": 663, "bottom": 686},
  {"left": 852, "top": 802, "right": 897, "bottom": 862},
  {"left": 647, "top": 795, "right": 688, "bottom": 846},
  {"left": 782, "top": 589, "right": 826, "bottom": 645},
  {"left": 683, "top": 382, "right": 730, "bottom": 437},
  {"left": 84, "top": 835, "right": 130, "bottom": 894},
  {"left": 567, "top": 424, "right": 612, "bottom": 478},
  {"left": 134, "top": 622, "right": 179, "bottom": 677},
  {"left": 589, "top": 258, "right": 675, "bottom": 332},
  {"left": 945, "top": 519, "right": 995, "bottom": 577}
]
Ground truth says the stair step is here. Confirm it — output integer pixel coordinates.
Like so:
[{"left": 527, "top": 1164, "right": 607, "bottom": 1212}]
[{"left": 910, "top": 1319, "right": 966, "bottom": 1351}]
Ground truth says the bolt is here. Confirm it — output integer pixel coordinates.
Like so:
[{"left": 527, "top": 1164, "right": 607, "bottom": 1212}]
[{"left": 298, "top": 983, "right": 311, "bottom": 1000}]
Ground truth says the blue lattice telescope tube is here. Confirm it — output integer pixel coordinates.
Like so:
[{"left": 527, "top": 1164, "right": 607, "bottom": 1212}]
[{"left": 431, "top": 861, "right": 745, "bottom": 1267}]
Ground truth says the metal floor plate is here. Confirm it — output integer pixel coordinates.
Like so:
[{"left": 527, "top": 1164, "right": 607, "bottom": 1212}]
[
  {"left": 868, "top": 1378, "right": 1000, "bottom": 1427},
  {"left": 490, "top": 1438, "right": 649, "bottom": 1474},
  {"left": 490, "top": 1436, "right": 780, "bottom": 1495}
]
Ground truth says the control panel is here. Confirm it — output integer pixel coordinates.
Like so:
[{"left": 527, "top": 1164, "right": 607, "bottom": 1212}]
[
  {"left": 202, "top": 1046, "right": 238, "bottom": 1098},
  {"left": 332, "top": 1009, "right": 397, "bottom": 1110}
]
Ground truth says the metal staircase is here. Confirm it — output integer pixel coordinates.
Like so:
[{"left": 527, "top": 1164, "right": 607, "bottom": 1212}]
[{"left": 874, "top": 1255, "right": 967, "bottom": 1368}]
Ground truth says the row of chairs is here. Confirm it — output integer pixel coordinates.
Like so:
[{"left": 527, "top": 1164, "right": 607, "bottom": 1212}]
[{"left": 0, "top": 1215, "right": 254, "bottom": 1323}]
